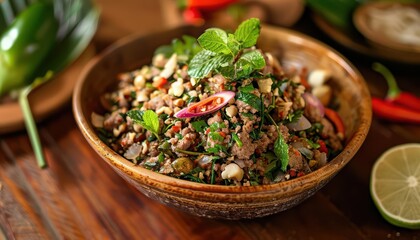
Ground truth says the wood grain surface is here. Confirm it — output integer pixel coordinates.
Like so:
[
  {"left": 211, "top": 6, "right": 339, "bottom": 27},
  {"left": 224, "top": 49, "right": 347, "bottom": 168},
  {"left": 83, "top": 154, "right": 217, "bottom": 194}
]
[{"left": 1, "top": 1, "right": 420, "bottom": 239}]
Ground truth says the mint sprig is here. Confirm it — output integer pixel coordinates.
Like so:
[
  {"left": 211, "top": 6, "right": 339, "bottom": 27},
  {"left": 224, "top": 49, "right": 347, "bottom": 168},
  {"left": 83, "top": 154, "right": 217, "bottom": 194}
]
[{"left": 188, "top": 18, "right": 265, "bottom": 80}]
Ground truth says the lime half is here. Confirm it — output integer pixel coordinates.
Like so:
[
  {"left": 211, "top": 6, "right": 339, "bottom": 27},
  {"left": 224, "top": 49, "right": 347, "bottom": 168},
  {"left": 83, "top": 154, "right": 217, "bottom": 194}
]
[{"left": 370, "top": 143, "right": 420, "bottom": 229}]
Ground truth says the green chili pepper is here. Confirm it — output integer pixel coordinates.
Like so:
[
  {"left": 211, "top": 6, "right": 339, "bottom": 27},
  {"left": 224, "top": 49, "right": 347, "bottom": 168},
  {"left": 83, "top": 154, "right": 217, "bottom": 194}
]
[{"left": 0, "top": 1, "right": 59, "bottom": 95}]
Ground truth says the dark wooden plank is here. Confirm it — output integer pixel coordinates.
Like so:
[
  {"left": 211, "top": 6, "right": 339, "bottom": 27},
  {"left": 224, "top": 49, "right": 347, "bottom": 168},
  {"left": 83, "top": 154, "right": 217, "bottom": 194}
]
[{"left": 0, "top": 139, "right": 50, "bottom": 239}]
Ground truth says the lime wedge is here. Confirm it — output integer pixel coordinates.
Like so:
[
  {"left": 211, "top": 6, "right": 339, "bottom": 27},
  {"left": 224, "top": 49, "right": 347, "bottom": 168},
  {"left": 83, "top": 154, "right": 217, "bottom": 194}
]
[{"left": 370, "top": 143, "right": 420, "bottom": 229}]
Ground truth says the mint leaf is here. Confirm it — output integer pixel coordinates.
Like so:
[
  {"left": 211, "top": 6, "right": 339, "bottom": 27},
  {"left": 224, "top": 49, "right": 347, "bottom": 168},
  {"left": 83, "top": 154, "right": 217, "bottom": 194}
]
[
  {"left": 127, "top": 109, "right": 160, "bottom": 139},
  {"left": 235, "top": 50, "right": 265, "bottom": 78},
  {"left": 238, "top": 84, "right": 255, "bottom": 93},
  {"left": 188, "top": 50, "right": 232, "bottom": 78},
  {"left": 274, "top": 135, "right": 289, "bottom": 172},
  {"left": 237, "top": 91, "right": 262, "bottom": 110},
  {"left": 198, "top": 28, "right": 230, "bottom": 54},
  {"left": 239, "top": 50, "right": 265, "bottom": 69},
  {"left": 227, "top": 33, "right": 240, "bottom": 56},
  {"left": 143, "top": 110, "right": 160, "bottom": 134},
  {"left": 187, "top": 18, "right": 264, "bottom": 79},
  {"left": 234, "top": 18, "right": 260, "bottom": 48}
]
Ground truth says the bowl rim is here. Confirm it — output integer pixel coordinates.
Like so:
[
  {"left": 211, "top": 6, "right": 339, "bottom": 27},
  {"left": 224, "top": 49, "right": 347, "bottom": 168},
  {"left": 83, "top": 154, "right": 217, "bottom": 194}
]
[{"left": 73, "top": 25, "right": 372, "bottom": 194}]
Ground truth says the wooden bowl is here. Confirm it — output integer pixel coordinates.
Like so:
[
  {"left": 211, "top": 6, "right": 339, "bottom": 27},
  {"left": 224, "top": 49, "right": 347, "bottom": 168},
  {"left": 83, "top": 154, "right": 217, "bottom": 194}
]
[{"left": 73, "top": 25, "right": 372, "bottom": 219}]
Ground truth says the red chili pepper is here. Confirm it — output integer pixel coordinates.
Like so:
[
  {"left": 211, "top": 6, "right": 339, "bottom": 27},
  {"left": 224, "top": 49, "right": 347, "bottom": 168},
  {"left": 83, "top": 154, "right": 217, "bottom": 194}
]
[
  {"left": 372, "top": 97, "right": 420, "bottom": 124},
  {"left": 171, "top": 125, "right": 181, "bottom": 133},
  {"left": 372, "top": 62, "right": 420, "bottom": 112},
  {"left": 219, "top": 131, "right": 227, "bottom": 138},
  {"left": 324, "top": 108, "right": 345, "bottom": 137},
  {"left": 182, "top": 7, "right": 204, "bottom": 26},
  {"left": 318, "top": 140, "right": 328, "bottom": 154},
  {"left": 152, "top": 77, "right": 167, "bottom": 89}
]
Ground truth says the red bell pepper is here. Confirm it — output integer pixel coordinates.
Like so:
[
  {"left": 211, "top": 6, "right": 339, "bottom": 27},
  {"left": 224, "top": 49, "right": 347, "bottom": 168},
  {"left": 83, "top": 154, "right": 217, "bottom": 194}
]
[
  {"left": 372, "top": 97, "right": 420, "bottom": 124},
  {"left": 372, "top": 62, "right": 420, "bottom": 112}
]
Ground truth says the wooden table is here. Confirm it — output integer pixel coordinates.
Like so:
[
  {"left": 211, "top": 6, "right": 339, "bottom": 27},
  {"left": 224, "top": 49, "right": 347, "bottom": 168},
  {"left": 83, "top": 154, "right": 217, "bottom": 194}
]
[{"left": 1, "top": 1, "right": 420, "bottom": 239}]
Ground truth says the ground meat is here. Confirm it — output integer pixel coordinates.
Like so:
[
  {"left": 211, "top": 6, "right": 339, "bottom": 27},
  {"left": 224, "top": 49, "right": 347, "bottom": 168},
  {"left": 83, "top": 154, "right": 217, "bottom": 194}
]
[
  {"left": 288, "top": 146, "right": 304, "bottom": 171},
  {"left": 175, "top": 133, "right": 197, "bottom": 151},
  {"left": 207, "top": 113, "right": 223, "bottom": 126},
  {"left": 104, "top": 111, "right": 124, "bottom": 131},
  {"left": 231, "top": 133, "right": 257, "bottom": 160},
  {"left": 321, "top": 118, "right": 343, "bottom": 151},
  {"left": 305, "top": 103, "right": 323, "bottom": 123}
]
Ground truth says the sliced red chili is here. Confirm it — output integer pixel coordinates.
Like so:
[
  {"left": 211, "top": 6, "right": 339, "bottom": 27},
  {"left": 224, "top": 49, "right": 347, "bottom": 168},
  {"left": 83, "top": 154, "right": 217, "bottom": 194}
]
[{"left": 318, "top": 140, "right": 328, "bottom": 154}]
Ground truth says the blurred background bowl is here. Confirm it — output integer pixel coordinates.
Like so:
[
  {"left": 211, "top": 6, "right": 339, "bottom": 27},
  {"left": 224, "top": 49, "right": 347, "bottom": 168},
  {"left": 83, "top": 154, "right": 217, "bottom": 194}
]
[
  {"left": 353, "top": 2, "right": 420, "bottom": 54},
  {"left": 73, "top": 25, "right": 371, "bottom": 219}
]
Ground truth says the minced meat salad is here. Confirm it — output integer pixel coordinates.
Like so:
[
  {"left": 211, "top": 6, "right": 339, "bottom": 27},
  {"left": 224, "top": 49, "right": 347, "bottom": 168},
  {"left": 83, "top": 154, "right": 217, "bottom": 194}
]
[{"left": 92, "top": 18, "right": 344, "bottom": 186}]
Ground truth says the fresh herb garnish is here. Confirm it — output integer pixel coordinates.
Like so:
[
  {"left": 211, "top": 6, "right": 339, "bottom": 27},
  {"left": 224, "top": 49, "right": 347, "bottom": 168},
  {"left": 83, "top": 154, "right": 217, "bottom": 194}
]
[
  {"left": 127, "top": 109, "right": 161, "bottom": 140},
  {"left": 188, "top": 18, "right": 265, "bottom": 80},
  {"left": 191, "top": 120, "right": 208, "bottom": 132},
  {"left": 274, "top": 134, "right": 289, "bottom": 172},
  {"left": 266, "top": 113, "right": 290, "bottom": 172},
  {"left": 237, "top": 91, "right": 262, "bottom": 110},
  {"left": 231, "top": 133, "right": 243, "bottom": 147}
]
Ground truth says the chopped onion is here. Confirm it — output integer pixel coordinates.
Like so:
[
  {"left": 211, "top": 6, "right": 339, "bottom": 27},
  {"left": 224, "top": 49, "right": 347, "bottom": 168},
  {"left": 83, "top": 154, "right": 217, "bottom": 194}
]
[
  {"left": 174, "top": 91, "right": 235, "bottom": 118},
  {"left": 124, "top": 143, "right": 142, "bottom": 160},
  {"left": 302, "top": 92, "right": 325, "bottom": 117},
  {"left": 91, "top": 112, "right": 104, "bottom": 128},
  {"left": 297, "top": 147, "right": 314, "bottom": 160},
  {"left": 286, "top": 115, "right": 311, "bottom": 131}
]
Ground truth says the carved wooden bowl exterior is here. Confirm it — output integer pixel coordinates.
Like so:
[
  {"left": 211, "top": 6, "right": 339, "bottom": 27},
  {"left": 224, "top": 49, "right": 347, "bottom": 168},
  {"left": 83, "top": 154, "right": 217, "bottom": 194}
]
[{"left": 73, "top": 25, "right": 372, "bottom": 219}]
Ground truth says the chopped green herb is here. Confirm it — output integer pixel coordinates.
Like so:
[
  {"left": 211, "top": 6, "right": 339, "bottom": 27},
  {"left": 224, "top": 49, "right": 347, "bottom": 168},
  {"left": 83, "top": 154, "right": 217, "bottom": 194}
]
[
  {"left": 191, "top": 120, "right": 208, "bottom": 132},
  {"left": 209, "top": 122, "right": 226, "bottom": 132},
  {"left": 158, "top": 152, "right": 165, "bottom": 163},
  {"left": 207, "top": 144, "right": 227, "bottom": 154},
  {"left": 209, "top": 132, "right": 224, "bottom": 142},
  {"left": 285, "top": 109, "right": 303, "bottom": 124},
  {"left": 238, "top": 83, "right": 255, "bottom": 93},
  {"left": 231, "top": 133, "right": 243, "bottom": 147}
]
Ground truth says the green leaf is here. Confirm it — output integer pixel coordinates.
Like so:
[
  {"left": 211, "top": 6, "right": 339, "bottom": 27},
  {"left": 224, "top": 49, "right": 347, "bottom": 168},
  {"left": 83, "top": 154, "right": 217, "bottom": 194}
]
[
  {"left": 191, "top": 120, "right": 208, "bottom": 133},
  {"left": 188, "top": 50, "right": 232, "bottom": 78},
  {"left": 238, "top": 84, "right": 254, "bottom": 93},
  {"left": 227, "top": 33, "right": 240, "bottom": 56},
  {"left": 127, "top": 109, "right": 160, "bottom": 139},
  {"left": 239, "top": 50, "right": 265, "bottom": 69},
  {"left": 231, "top": 133, "right": 243, "bottom": 147},
  {"left": 234, "top": 18, "right": 260, "bottom": 48},
  {"left": 36, "top": 0, "right": 100, "bottom": 76},
  {"left": 237, "top": 91, "right": 262, "bottom": 110},
  {"left": 198, "top": 28, "right": 230, "bottom": 54},
  {"left": 274, "top": 134, "right": 289, "bottom": 172},
  {"left": 143, "top": 110, "right": 160, "bottom": 134}
]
